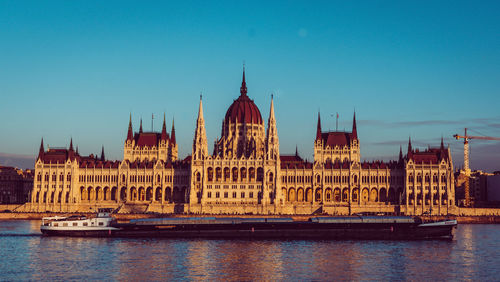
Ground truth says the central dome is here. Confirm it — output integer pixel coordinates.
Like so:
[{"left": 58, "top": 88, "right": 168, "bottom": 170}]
[{"left": 224, "top": 70, "right": 263, "bottom": 125}]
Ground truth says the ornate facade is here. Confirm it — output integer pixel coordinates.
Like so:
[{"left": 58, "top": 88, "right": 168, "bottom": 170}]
[{"left": 28, "top": 69, "right": 456, "bottom": 215}]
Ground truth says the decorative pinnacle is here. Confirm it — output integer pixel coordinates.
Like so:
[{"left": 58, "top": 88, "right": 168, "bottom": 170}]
[{"left": 240, "top": 64, "right": 247, "bottom": 96}]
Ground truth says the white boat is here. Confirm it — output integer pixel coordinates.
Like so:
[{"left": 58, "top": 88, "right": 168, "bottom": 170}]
[{"left": 41, "top": 208, "right": 119, "bottom": 236}]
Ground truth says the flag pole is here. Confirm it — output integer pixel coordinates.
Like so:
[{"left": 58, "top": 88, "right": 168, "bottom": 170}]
[{"left": 336, "top": 112, "right": 338, "bottom": 131}]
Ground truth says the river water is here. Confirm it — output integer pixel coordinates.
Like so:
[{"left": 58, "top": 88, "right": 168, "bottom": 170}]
[{"left": 0, "top": 221, "right": 499, "bottom": 281}]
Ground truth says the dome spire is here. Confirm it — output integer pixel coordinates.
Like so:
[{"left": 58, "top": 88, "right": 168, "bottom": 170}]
[{"left": 240, "top": 64, "right": 247, "bottom": 97}]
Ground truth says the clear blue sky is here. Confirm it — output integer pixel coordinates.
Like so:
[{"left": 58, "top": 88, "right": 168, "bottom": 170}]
[{"left": 0, "top": 1, "right": 499, "bottom": 171}]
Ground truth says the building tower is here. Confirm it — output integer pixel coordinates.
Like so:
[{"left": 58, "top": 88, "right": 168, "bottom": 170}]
[{"left": 265, "top": 94, "right": 281, "bottom": 205}]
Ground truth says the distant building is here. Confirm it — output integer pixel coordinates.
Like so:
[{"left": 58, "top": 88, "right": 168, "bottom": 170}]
[
  {"left": 28, "top": 68, "right": 456, "bottom": 215},
  {"left": 0, "top": 166, "right": 33, "bottom": 204},
  {"left": 487, "top": 175, "right": 500, "bottom": 202},
  {"left": 455, "top": 170, "right": 496, "bottom": 207}
]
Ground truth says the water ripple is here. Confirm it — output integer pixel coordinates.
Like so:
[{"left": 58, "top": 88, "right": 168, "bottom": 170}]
[{"left": 0, "top": 221, "right": 499, "bottom": 281}]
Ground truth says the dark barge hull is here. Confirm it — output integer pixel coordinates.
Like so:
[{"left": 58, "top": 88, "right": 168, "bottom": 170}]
[
  {"left": 110, "top": 222, "right": 455, "bottom": 240},
  {"left": 41, "top": 217, "right": 457, "bottom": 240},
  {"left": 105, "top": 216, "right": 457, "bottom": 240}
]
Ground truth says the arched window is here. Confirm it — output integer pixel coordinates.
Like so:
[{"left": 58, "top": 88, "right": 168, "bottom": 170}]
[
  {"left": 207, "top": 167, "right": 214, "bottom": 182},
  {"left": 232, "top": 168, "right": 238, "bottom": 181},
  {"left": 257, "top": 168, "right": 264, "bottom": 182}
]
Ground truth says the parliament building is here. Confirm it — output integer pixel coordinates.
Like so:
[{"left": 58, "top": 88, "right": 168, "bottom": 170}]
[{"left": 28, "top": 69, "right": 456, "bottom": 215}]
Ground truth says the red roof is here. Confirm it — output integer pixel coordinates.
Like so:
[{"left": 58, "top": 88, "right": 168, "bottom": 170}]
[
  {"left": 280, "top": 155, "right": 303, "bottom": 163},
  {"left": 41, "top": 148, "right": 77, "bottom": 163},
  {"left": 408, "top": 147, "right": 448, "bottom": 164},
  {"left": 135, "top": 132, "right": 167, "bottom": 147},
  {"left": 280, "top": 155, "right": 313, "bottom": 169},
  {"left": 320, "top": 132, "right": 354, "bottom": 147}
]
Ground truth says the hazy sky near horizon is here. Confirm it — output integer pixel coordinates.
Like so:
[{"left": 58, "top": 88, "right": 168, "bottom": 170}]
[{"left": 0, "top": 1, "right": 499, "bottom": 171}]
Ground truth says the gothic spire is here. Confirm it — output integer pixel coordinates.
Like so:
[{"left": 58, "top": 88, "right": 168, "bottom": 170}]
[
  {"left": 38, "top": 138, "right": 44, "bottom": 160},
  {"left": 193, "top": 95, "right": 208, "bottom": 160},
  {"left": 127, "top": 113, "right": 133, "bottom": 140},
  {"left": 352, "top": 111, "right": 358, "bottom": 139},
  {"left": 161, "top": 113, "right": 168, "bottom": 140},
  {"left": 198, "top": 94, "right": 204, "bottom": 119},
  {"left": 139, "top": 118, "right": 143, "bottom": 134},
  {"left": 171, "top": 117, "right": 176, "bottom": 144},
  {"left": 266, "top": 94, "right": 279, "bottom": 160},
  {"left": 440, "top": 136, "right": 445, "bottom": 151},
  {"left": 316, "top": 112, "right": 322, "bottom": 141},
  {"left": 69, "top": 137, "right": 74, "bottom": 151},
  {"left": 101, "top": 146, "right": 105, "bottom": 161},
  {"left": 408, "top": 136, "right": 412, "bottom": 153},
  {"left": 240, "top": 65, "right": 247, "bottom": 97}
]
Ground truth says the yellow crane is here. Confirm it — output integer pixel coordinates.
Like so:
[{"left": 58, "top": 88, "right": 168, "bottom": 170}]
[{"left": 453, "top": 128, "right": 500, "bottom": 206}]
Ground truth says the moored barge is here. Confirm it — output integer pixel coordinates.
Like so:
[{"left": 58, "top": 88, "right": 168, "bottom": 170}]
[{"left": 41, "top": 213, "right": 457, "bottom": 240}]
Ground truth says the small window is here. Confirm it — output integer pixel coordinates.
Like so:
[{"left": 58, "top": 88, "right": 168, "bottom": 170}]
[
  {"left": 83, "top": 222, "right": 88, "bottom": 226},
  {"left": 224, "top": 192, "right": 228, "bottom": 198},
  {"left": 249, "top": 192, "right": 254, "bottom": 198},
  {"left": 98, "top": 222, "right": 104, "bottom": 226},
  {"left": 73, "top": 222, "right": 78, "bottom": 226},
  {"left": 63, "top": 223, "right": 68, "bottom": 227},
  {"left": 53, "top": 223, "right": 58, "bottom": 227}
]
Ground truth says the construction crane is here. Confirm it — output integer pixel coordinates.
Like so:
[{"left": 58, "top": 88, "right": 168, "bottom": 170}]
[{"left": 453, "top": 128, "right": 500, "bottom": 207}]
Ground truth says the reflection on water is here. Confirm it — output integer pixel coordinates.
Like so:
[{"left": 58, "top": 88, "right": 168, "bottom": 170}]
[{"left": 0, "top": 221, "right": 499, "bottom": 281}]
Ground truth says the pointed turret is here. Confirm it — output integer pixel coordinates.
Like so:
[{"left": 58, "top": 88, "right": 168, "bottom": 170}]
[
  {"left": 407, "top": 137, "right": 413, "bottom": 159},
  {"left": 266, "top": 94, "right": 280, "bottom": 160},
  {"left": 139, "top": 118, "right": 143, "bottom": 134},
  {"left": 38, "top": 138, "right": 45, "bottom": 160},
  {"left": 352, "top": 111, "right": 358, "bottom": 139},
  {"left": 440, "top": 136, "right": 445, "bottom": 151},
  {"left": 193, "top": 95, "right": 208, "bottom": 160},
  {"left": 76, "top": 146, "right": 79, "bottom": 155},
  {"left": 295, "top": 145, "right": 299, "bottom": 157},
  {"left": 161, "top": 113, "right": 168, "bottom": 141},
  {"left": 101, "top": 146, "right": 105, "bottom": 161},
  {"left": 127, "top": 113, "right": 133, "bottom": 141},
  {"left": 240, "top": 65, "right": 247, "bottom": 97},
  {"left": 316, "top": 112, "right": 322, "bottom": 141},
  {"left": 68, "top": 138, "right": 75, "bottom": 160},
  {"left": 171, "top": 118, "right": 176, "bottom": 144}
]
